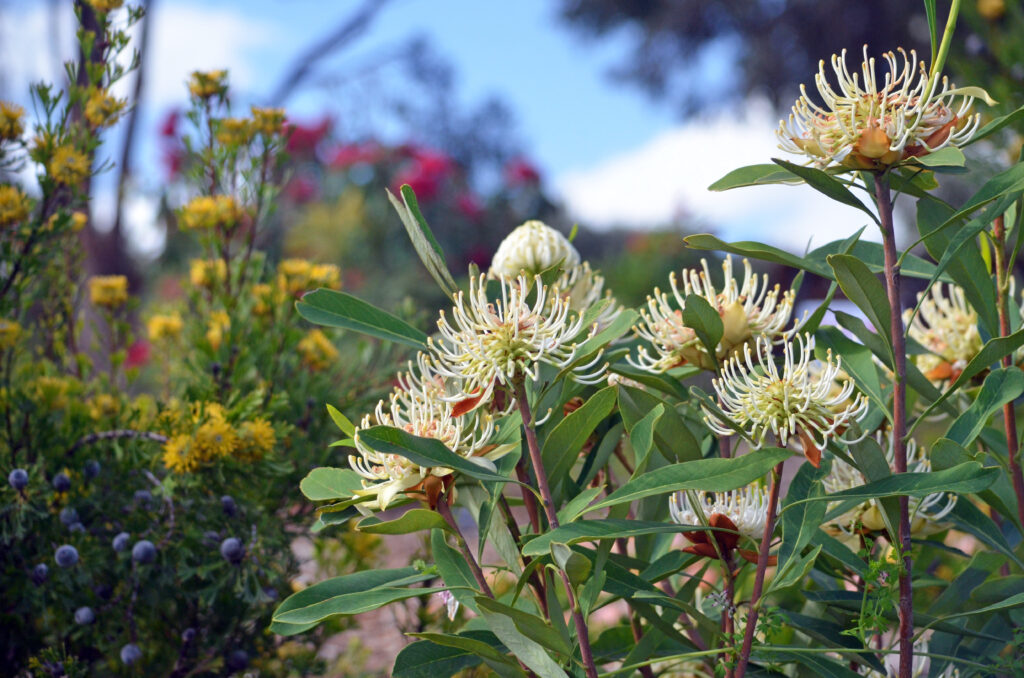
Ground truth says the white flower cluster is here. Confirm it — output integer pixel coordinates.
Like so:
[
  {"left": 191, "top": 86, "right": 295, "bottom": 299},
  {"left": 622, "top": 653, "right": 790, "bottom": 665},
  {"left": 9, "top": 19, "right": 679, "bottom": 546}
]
[
  {"left": 669, "top": 484, "right": 770, "bottom": 542},
  {"left": 905, "top": 283, "right": 981, "bottom": 385},
  {"left": 704, "top": 333, "right": 868, "bottom": 465},
  {"left": 630, "top": 256, "right": 796, "bottom": 372},
  {"left": 778, "top": 46, "right": 980, "bottom": 169}
]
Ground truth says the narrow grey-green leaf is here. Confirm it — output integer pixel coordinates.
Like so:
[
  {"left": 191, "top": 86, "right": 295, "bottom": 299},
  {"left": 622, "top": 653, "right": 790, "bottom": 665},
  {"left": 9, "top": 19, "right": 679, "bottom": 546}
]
[
  {"left": 326, "top": 403, "right": 356, "bottom": 436},
  {"left": 359, "top": 425, "right": 515, "bottom": 485},
  {"left": 356, "top": 508, "right": 450, "bottom": 535},
  {"left": 581, "top": 448, "right": 791, "bottom": 517},
  {"left": 523, "top": 519, "right": 703, "bottom": 557},
  {"left": 542, "top": 386, "right": 617, "bottom": 491},
  {"left": 708, "top": 163, "right": 799, "bottom": 191},
  {"left": 827, "top": 254, "right": 892, "bottom": 357},
  {"left": 475, "top": 597, "right": 572, "bottom": 657},
  {"left": 479, "top": 605, "right": 569, "bottom": 678},
  {"left": 296, "top": 288, "right": 427, "bottom": 349},
  {"left": 681, "top": 293, "right": 723, "bottom": 368},
  {"left": 393, "top": 631, "right": 504, "bottom": 678},
  {"left": 945, "top": 367, "right": 1024, "bottom": 447},
  {"left": 300, "top": 467, "right": 363, "bottom": 502},
  {"left": 773, "top": 158, "right": 879, "bottom": 222}
]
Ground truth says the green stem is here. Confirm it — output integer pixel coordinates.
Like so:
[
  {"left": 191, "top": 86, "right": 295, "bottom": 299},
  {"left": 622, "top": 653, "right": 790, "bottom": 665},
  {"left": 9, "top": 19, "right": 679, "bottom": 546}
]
[{"left": 927, "top": 0, "right": 962, "bottom": 93}]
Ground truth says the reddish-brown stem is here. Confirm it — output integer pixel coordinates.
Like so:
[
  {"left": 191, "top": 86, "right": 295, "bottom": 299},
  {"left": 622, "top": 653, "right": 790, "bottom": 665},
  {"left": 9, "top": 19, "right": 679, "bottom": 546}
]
[
  {"left": 993, "top": 215, "right": 1024, "bottom": 527},
  {"left": 733, "top": 461, "right": 784, "bottom": 678},
  {"left": 512, "top": 378, "right": 599, "bottom": 678},
  {"left": 874, "top": 174, "right": 913, "bottom": 678},
  {"left": 498, "top": 494, "right": 549, "bottom": 618},
  {"left": 435, "top": 495, "right": 494, "bottom": 599},
  {"left": 515, "top": 461, "right": 542, "bottom": 534}
]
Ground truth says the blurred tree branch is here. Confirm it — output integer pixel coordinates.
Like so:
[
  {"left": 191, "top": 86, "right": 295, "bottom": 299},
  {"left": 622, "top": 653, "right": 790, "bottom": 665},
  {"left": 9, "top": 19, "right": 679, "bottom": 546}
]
[{"left": 269, "top": 0, "right": 394, "bottom": 106}]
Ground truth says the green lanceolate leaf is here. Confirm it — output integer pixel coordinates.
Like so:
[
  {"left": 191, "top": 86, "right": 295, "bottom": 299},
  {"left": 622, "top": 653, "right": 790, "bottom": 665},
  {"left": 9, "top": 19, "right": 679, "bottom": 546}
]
[
  {"left": 826, "top": 254, "right": 893, "bottom": 358},
  {"left": 708, "top": 163, "right": 800, "bottom": 191},
  {"left": 579, "top": 448, "right": 792, "bottom": 518},
  {"left": 617, "top": 385, "right": 701, "bottom": 463},
  {"left": 944, "top": 367, "right": 1024, "bottom": 447},
  {"left": 406, "top": 632, "right": 523, "bottom": 678},
  {"left": 627, "top": 403, "right": 665, "bottom": 474},
  {"left": 541, "top": 386, "right": 617, "bottom": 492},
  {"left": 300, "top": 467, "right": 363, "bottom": 502},
  {"left": 326, "top": 403, "right": 356, "bottom": 436},
  {"left": 356, "top": 509, "right": 450, "bottom": 535},
  {"left": 478, "top": 604, "right": 570, "bottom": 678},
  {"left": 789, "top": 462, "right": 998, "bottom": 512},
  {"left": 523, "top": 519, "right": 704, "bottom": 557},
  {"left": 296, "top": 288, "right": 428, "bottom": 349},
  {"left": 549, "top": 542, "right": 593, "bottom": 588},
  {"left": 393, "top": 631, "right": 506, "bottom": 678},
  {"left": 271, "top": 568, "right": 434, "bottom": 634},
  {"left": 814, "top": 326, "right": 888, "bottom": 419},
  {"left": 775, "top": 463, "right": 827, "bottom": 590},
  {"left": 681, "top": 293, "right": 723, "bottom": 368},
  {"left": 969, "top": 105, "right": 1024, "bottom": 145},
  {"left": 475, "top": 597, "right": 572, "bottom": 657},
  {"left": 772, "top": 158, "right": 879, "bottom": 223},
  {"left": 431, "top": 528, "right": 482, "bottom": 613},
  {"left": 388, "top": 185, "right": 459, "bottom": 298},
  {"left": 911, "top": 330, "right": 1024, "bottom": 430},
  {"left": 908, "top": 146, "right": 966, "bottom": 169},
  {"left": 359, "top": 425, "right": 515, "bottom": 485}
]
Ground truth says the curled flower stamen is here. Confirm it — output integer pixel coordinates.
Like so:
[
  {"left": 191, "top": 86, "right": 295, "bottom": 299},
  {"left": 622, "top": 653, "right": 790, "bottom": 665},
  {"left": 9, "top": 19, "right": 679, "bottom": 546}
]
[
  {"left": 629, "top": 256, "right": 797, "bottom": 373},
  {"left": 429, "top": 274, "right": 605, "bottom": 410},
  {"left": 703, "top": 333, "right": 868, "bottom": 466},
  {"left": 904, "top": 283, "right": 981, "bottom": 386},
  {"left": 778, "top": 46, "right": 982, "bottom": 170}
]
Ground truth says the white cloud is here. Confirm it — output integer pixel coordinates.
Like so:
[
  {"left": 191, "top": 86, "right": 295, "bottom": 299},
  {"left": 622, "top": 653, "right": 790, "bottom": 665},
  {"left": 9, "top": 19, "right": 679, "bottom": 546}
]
[{"left": 553, "top": 100, "right": 879, "bottom": 253}]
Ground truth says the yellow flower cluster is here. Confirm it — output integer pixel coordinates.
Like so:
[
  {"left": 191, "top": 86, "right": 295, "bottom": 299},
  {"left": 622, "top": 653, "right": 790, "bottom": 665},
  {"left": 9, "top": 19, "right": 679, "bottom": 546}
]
[
  {"left": 252, "top": 283, "right": 282, "bottom": 317},
  {"left": 0, "top": 185, "right": 31, "bottom": 227},
  {"left": 88, "top": 393, "right": 120, "bottom": 421},
  {"left": 189, "top": 258, "right": 227, "bottom": 289},
  {"left": 216, "top": 118, "right": 253, "bottom": 147},
  {"left": 0, "top": 101, "right": 24, "bottom": 141},
  {"left": 48, "top": 146, "right": 91, "bottom": 186},
  {"left": 251, "top": 106, "right": 286, "bottom": 136},
  {"left": 206, "top": 310, "right": 230, "bottom": 350},
  {"left": 86, "top": 0, "right": 125, "bottom": 10},
  {"left": 188, "top": 70, "right": 227, "bottom": 99},
  {"left": 147, "top": 313, "right": 183, "bottom": 342},
  {"left": 298, "top": 329, "right": 338, "bottom": 371},
  {"left": 277, "top": 258, "right": 341, "bottom": 297},
  {"left": 179, "top": 195, "right": 242, "bottom": 232},
  {"left": 0, "top": 319, "right": 22, "bottom": 349},
  {"left": 84, "top": 89, "right": 125, "bottom": 128},
  {"left": 162, "top": 403, "right": 276, "bottom": 473},
  {"left": 30, "top": 375, "right": 76, "bottom": 411},
  {"left": 88, "top": 275, "right": 129, "bottom": 309}
]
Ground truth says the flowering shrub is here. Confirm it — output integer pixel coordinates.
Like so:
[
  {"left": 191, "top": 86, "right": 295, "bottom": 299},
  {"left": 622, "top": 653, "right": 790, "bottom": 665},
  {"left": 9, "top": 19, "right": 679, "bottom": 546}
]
[
  {"left": 275, "top": 6, "right": 1024, "bottom": 678},
  {"left": 0, "top": 4, "right": 393, "bottom": 675}
]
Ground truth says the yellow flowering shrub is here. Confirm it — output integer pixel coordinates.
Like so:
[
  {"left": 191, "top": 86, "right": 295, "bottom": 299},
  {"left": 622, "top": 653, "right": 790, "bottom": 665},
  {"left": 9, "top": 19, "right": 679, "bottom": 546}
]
[
  {"left": 0, "top": 185, "right": 31, "bottom": 227},
  {"left": 0, "top": 101, "right": 24, "bottom": 140},
  {"left": 47, "top": 146, "right": 91, "bottom": 186},
  {"left": 88, "top": 275, "right": 129, "bottom": 308}
]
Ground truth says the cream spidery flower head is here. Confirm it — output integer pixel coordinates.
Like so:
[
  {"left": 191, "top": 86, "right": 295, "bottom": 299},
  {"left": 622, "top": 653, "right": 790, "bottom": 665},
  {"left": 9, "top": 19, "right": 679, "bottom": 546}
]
[
  {"left": 556, "top": 261, "right": 623, "bottom": 332},
  {"left": 824, "top": 430, "right": 956, "bottom": 537},
  {"left": 430, "top": 274, "right": 606, "bottom": 408},
  {"left": 669, "top": 484, "right": 770, "bottom": 542},
  {"left": 904, "top": 283, "right": 981, "bottom": 384},
  {"left": 860, "top": 637, "right": 958, "bottom": 678},
  {"left": 488, "top": 220, "right": 580, "bottom": 279},
  {"left": 630, "top": 255, "right": 797, "bottom": 372},
  {"left": 778, "top": 46, "right": 981, "bottom": 170},
  {"left": 350, "top": 352, "right": 495, "bottom": 512},
  {"left": 704, "top": 333, "right": 868, "bottom": 465}
]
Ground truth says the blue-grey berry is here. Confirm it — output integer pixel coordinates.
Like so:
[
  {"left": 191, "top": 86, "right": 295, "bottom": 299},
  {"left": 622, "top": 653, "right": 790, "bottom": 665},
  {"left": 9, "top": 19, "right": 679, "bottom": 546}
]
[
  {"left": 132, "top": 539, "right": 156, "bottom": 564},
  {"left": 181, "top": 627, "right": 196, "bottom": 644},
  {"left": 74, "top": 606, "right": 95, "bottom": 625},
  {"left": 220, "top": 537, "right": 244, "bottom": 564},
  {"left": 220, "top": 495, "right": 236, "bottom": 517},
  {"left": 8, "top": 468, "right": 28, "bottom": 490},
  {"left": 133, "top": 489, "right": 152, "bottom": 508},
  {"left": 113, "top": 531, "right": 130, "bottom": 552},
  {"left": 55, "top": 544, "right": 79, "bottom": 568},
  {"left": 226, "top": 649, "right": 248, "bottom": 671},
  {"left": 59, "top": 507, "right": 79, "bottom": 526},
  {"left": 120, "top": 643, "right": 142, "bottom": 666},
  {"left": 52, "top": 472, "right": 71, "bottom": 493},
  {"left": 32, "top": 563, "right": 49, "bottom": 584},
  {"left": 83, "top": 460, "right": 101, "bottom": 480}
]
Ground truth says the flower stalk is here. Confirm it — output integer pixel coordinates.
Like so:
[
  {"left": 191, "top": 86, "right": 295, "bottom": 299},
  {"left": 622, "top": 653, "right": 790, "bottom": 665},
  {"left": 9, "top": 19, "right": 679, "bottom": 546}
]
[
  {"left": 991, "top": 215, "right": 1024, "bottom": 527},
  {"left": 733, "top": 460, "right": 784, "bottom": 678},
  {"left": 873, "top": 173, "right": 914, "bottom": 678},
  {"left": 435, "top": 493, "right": 494, "bottom": 599},
  {"left": 512, "top": 377, "right": 599, "bottom": 678}
]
